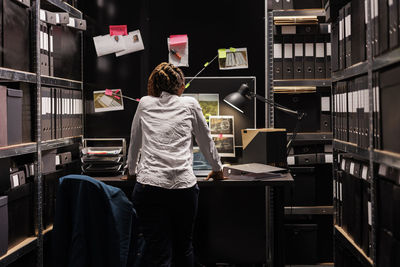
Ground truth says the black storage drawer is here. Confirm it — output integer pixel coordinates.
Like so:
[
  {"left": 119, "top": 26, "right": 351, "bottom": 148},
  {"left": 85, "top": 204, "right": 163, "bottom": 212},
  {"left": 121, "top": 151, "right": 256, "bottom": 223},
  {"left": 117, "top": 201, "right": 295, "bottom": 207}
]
[
  {"left": 285, "top": 167, "right": 316, "bottom": 206},
  {"left": 0, "top": 195, "right": 8, "bottom": 257},
  {"left": 284, "top": 224, "right": 318, "bottom": 265},
  {"left": 4, "top": 182, "right": 34, "bottom": 248}
]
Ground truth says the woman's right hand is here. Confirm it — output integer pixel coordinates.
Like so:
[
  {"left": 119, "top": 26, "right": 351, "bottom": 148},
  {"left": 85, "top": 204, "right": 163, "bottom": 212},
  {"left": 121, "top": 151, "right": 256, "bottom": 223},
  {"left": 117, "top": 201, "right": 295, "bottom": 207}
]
[{"left": 205, "top": 170, "right": 226, "bottom": 181}]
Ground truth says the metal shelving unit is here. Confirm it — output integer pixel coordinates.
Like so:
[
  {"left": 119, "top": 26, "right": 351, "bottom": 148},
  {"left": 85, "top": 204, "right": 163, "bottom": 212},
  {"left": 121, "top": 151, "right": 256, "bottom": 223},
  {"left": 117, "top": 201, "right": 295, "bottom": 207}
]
[
  {"left": 0, "top": 1, "right": 84, "bottom": 266},
  {"left": 267, "top": 4, "right": 333, "bottom": 265},
  {"left": 329, "top": 0, "right": 400, "bottom": 265}
]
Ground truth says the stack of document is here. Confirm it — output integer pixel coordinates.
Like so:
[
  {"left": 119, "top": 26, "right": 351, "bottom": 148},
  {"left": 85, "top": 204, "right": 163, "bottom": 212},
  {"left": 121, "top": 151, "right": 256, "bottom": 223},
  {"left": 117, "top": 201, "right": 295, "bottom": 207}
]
[{"left": 81, "top": 147, "right": 124, "bottom": 176}]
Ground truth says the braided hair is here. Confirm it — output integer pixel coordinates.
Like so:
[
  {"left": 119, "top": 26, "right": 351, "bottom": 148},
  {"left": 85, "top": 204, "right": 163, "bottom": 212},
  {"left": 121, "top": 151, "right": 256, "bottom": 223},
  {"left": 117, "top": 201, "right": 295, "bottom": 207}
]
[{"left": 147, "top": 62, "right": 185, "bottom": 97}]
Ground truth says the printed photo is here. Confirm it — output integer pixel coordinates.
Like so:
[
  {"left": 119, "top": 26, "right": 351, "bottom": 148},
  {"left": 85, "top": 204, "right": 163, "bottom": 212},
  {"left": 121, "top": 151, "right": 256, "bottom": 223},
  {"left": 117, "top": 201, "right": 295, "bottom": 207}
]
[
  {"left": 209, "top": 116, "right": 234, "bottom": 135},
  {"left": 212, "top": 136, "right": 235, "bottom": 157},
  {"left": 93, "top": 89, "right": 124, "bottom": 112}
]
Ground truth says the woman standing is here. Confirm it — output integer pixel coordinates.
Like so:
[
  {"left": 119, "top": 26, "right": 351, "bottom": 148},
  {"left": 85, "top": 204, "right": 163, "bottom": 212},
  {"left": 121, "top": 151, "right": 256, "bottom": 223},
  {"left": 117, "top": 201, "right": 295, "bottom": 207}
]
[{"left": 128, "top": 62, "right": 224, "bottom": 266}]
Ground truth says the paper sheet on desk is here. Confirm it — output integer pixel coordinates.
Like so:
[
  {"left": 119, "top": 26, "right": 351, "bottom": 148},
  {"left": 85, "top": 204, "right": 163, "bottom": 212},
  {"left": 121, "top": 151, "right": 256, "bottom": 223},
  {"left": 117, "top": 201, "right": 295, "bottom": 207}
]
[
  {"left": 93, "top": 34, "right": 126, "bottom": 57},
  {"left": 226, "top": 172, "right": 284, "bottom": 181}
]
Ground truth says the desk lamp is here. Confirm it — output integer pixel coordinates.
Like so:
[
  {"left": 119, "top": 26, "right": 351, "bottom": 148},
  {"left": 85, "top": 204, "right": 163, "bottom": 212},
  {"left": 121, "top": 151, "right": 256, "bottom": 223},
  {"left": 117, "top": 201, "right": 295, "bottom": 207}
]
[{"left": 224, "top": 83, "right": 305, "bottom": 155}]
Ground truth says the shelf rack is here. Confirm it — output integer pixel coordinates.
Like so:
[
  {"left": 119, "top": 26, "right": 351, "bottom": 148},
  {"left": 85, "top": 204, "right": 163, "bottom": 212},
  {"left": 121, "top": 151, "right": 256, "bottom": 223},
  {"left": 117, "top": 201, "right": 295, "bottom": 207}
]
[{"left": 0, "top": 0, "right": 84, "bottom": 266}]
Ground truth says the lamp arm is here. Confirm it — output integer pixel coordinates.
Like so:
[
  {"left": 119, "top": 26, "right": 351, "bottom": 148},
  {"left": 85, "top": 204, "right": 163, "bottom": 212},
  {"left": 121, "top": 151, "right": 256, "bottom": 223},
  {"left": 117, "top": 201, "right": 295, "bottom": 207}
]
[{"left": 249, "top": 92, "right": 304, "bottom": 120}]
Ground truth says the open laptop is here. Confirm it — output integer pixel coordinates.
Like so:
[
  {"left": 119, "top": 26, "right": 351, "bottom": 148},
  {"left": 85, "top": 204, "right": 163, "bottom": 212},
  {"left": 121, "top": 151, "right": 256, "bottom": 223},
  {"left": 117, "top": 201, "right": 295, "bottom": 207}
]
[{"left": 193, "top": 147, "right": 212, "bottom": 177}]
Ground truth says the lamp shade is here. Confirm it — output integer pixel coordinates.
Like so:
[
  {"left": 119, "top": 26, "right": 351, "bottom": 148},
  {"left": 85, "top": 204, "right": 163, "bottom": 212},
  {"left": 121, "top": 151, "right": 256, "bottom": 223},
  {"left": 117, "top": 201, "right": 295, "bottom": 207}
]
[{"left": 223, "top": 83, "right": 251, "bottom": 113}]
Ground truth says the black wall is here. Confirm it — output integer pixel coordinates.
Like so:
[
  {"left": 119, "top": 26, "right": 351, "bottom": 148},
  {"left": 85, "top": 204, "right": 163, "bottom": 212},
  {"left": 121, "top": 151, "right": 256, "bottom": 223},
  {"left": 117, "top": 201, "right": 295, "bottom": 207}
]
[{"left": 80, "top": 0, "right": 266, "bottom": 141}]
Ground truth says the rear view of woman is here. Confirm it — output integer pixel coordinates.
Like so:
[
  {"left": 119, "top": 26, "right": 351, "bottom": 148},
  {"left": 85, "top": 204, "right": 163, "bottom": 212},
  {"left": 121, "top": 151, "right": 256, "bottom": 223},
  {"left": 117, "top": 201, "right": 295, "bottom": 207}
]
[{"left": 128, "top": 62, "right": 224, "bottom": 266}]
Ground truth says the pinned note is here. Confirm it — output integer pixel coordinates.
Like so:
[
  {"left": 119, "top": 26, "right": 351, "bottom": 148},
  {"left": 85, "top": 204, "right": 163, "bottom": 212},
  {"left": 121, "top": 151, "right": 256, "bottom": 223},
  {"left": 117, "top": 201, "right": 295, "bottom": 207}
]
[
  {"left": 218, "top": 49, "right": 227, "bottom": 59},
  {"left": 115, "top": 30, "right": 145, "bottom": 57},
  {"left": 105, "top": 89, "right": 113, "bottom": 96},
  {"left": 109, "top": 25, "right": 128, "bottom": 36},
  {"left": 229, "top": 47, "right": 236, "bottom": 52},
  {"left": 169, "top": 34, "right": 188, "bottom": 46}
]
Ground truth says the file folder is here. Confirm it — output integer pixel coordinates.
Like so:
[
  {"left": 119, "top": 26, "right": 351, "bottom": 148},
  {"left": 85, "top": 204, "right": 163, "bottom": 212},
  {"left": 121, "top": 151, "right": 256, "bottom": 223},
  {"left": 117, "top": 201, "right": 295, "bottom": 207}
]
[
  {"left": 283, "top": 36, "right": 294, "bottom": 79},
  {"left": 273, "top": 36, "right": 283, "bottom": 80},
  {"left": 351, "top": 0, "right": 366, "bottom": 64},
  {"left": 389, "top": 0, "right": 399, "bottom": 49},
  {"left": 3, "top": 0, "right": 31, "bottom": 72},
  {"left": 338, "top": 7, "right": 345, "bottom": 70},
  {"left": 379, "top": 0, "right": 389, "bottom": 55},
  {"left": 7, "top": 88, "right": 23, "bottom": 146},
  {"left": 331, "top": 19, "right": 339, "bottom": 72},
  {"left": 40, "top": 22, "right": 49, "bottom": 76},
  {"left": 304, "top": 36, "right": 315, "bottom": 79},
  {"left": 344, "top": 3, "right": 352, "bottom": 68},
  {"left": 41, "top": 87, "right": 51, "bottom": 141},
  {"left": 315, "top": 36, "right": 326, "bottom": 79},
  {"left": 325, "top": 37, "right": 331, "bottom": 78},
  {"left": 0, "top": 86, "right": 7, "bottom": 147},
  {"left": 293, "top": 36, "right": 304, "bottom": 79}
]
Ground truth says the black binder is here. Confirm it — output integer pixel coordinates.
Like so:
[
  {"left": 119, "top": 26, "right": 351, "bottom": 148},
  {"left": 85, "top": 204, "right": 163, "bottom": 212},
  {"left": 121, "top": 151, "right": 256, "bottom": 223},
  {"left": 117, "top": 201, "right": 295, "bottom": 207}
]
[
  {"left": 351, "top": 0, "right": 366, "bottom": 65},
  {"left": 379, "top": 0, "right": 389, "bottom": 55},
  {"left": 3, "top": 0, "right": 31, "bottom": 72},
  {"left": 282, "top": 0, "right": 293, "bottom": 9},
  {"left": 283, "top": 36, "right": 294, "bottom": 79},
  {"left": 338, "top": 7, "right": 345, "bottom": 70},
  {"left": 389, "top": 0, "right": 399, "bottom": 49},
  {"left": 344, "top": 3, "right": 352, "bottom": 68},
  {"left": 325, "top": 36, "right": 331, "bottom": 78},
  {"left": 304, "top": 36, "right": 315, "bottom": 79},
  {"left": 294, "top": 36, "right": 304, "bottom": 79},
  {"left": 361, "top": 75, "right": 369, "bottom": 149},
  {"left": 315, "top": 36, "right": 326, "bottom": 79},
  {"left": 41, "top": 87, "right": 51, "bottom": 141},
  {"left": 273, "top": 36, "right": 283, "bottom": 80},
  {"left": 372, "top": 0, "right": 379, "bottom": 56},
  {"left": 348, "top": 79, "right": 355, "bottom": 144},
  {"left": 40, "top": 22, "right": 49, "bottom": 76},
  {"left": 331, "top": 19, "right": 339, "bottom": 72}
]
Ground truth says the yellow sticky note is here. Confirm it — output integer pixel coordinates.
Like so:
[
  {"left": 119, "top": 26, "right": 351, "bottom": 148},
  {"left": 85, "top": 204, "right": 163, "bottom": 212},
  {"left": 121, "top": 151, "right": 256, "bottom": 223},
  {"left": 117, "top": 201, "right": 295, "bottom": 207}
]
[
  {"left": 229, "top": 47, "right": 236, "bottom": 52},
  {"left": 218, "top": 48, "right": 226, "bottom": 59}
]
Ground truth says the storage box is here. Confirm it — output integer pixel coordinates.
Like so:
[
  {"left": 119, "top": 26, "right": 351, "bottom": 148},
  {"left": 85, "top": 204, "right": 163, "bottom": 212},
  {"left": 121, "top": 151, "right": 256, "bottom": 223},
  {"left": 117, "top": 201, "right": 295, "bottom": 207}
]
[
  {"left": 0, "top": 196, "right": 8, "bottom": 257},
  {"left": 241, "top": 128, "right": 287, "bottom": 168},
  {"left": 284, "top": 224, "right": 318, "bottom": 264},
  {"left": 0, "top": 86, "right": 7, "bottom": 147},
  {"left": 5, "top": 183, "right": 33, "bottom": 248},
  {"left": 7, "top": 88, "right": 23, "bottom": 146},
  {"left": 2, "top": 0, "right": 31, "bottom": 72},
  {"left": 42, "top": 149, "right": 56, "bottom": 174}
]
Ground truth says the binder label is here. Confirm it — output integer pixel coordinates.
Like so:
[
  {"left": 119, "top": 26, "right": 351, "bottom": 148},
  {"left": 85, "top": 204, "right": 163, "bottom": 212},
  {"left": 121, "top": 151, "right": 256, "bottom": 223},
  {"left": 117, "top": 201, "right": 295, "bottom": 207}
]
[
  {"left": 389, "top": 0, "right": 393, "bottom": 6},
  {"left": 321, "top": 97, "right": 330, "bottom": 111},
  {"left": 284, "top": 44, "right": 293, "bottom": 58},
  {"left": 345, "top": 15, "right": 351, "bottom": 38},
  {"left": 339, "top": 19, "right": 344, "bottom": 41},
  {"left": 326, "top": 43, "right": 331, "bottom": 56},
  {"left": 44, "top": 33, "right": 49, "bottom": 51},
  {"left": 274, "top": 44, "right": 282, "bottom": 58},
  {"left": 350, "top": 162, "right": 355, "bottom": 175},
  {"left": 362, "top": 165, "right": 368, "bottom": 180},
  {"left": 12, "top": 174, "right": 19, "bottom": 187},
  {"left": 305, "top": 43, "right": 313, "bottom": 56},
  {"left": 287, "top": 156, "right": 295, "bottom": 165},
  {"left": 40, "top": 9, "right": 46, "bottom": 21},
  {"left": 295, "top": 43, "right": 303, "bottom": 57},
  {"left": 316, "top": 43, "right": 324, "bottom": 58},
  {"left": 281, "top": 26, "right": 296, "bottom": 35},
  {"left": 325, "top": 154, "right": 333, "bottom": 163},
  {"left": 368, "top": 201, "right": 372, "bottom": 226}
]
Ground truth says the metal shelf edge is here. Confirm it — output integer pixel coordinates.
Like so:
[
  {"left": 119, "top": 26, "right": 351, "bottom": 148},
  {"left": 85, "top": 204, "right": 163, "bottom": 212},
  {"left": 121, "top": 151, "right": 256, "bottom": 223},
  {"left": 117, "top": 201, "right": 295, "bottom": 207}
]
[
  {"left": 0, "top": 68, "right": 36, "bottom": 84},
  {"left": 0, "top": 237, "right": 37, "bottom": 266},
  {"left": 332, "top": 62, "right": 368, "bottom": 82},
  {"left": 0, "top": 143, "right": 37, "bottom": 159},
  {"left": 284, "top": 206, "right": 334, "bottom": 215},
  {"left": 272, "top": 9, "right": 326, "bottom": 17},
  {"left": 274, "top": 79, "right": 332, "bottom": 87},
  {"left": 40, "top": 75, "right": 82, "bottom": 90},
  {"left": 333, "top": 139, "right": 370, "bottom": 160},
  {"left": 334, "top": 225, "right": 374, "bottom": 266},
  {"left": 44, "top": 0, "right": 83, "bottom": 18},
  {"left": 288, "top": 132, "right": 333, "bottom": 141},
  {"left": 372, "top": 47, "right": 400, "bottom": 72}
]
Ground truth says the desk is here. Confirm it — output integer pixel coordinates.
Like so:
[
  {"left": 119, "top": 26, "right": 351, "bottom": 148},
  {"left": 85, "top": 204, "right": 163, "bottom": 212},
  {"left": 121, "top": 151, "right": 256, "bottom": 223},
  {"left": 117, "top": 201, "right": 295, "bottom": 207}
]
[{"left": 95, "top": 172, "right": 293, "bottom": 267}]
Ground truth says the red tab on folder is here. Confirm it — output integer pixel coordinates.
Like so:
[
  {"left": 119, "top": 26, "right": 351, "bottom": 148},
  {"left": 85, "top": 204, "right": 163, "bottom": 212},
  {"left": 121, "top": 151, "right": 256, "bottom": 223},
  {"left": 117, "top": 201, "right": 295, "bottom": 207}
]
[
  {"left": 169, "top": 34, "right": 188, "bottom": 46},
  {"left": 109, "top": 25, "right": 128, "bottom": 36}
]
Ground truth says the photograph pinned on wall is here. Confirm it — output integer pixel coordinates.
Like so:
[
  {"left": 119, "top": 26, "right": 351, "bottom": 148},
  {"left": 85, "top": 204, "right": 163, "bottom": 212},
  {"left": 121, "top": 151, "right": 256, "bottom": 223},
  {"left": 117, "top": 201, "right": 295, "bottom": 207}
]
[
  {"left": 212, "top": 136, "right": 235, "bottom": 157},
  {"left": 209, "top": 115, "right": 234, "bottom": 135},
  {"left": 93, "top": 89, "right": 124, "bottom": 112},
  {"left": 182, "top": 94, "right": 219, "bottom": 123},
  {"left": 93, "top": 34, "right": 127, "bottom": 57},
  {"left": 218, "top": 47, "right": 249, "bottom": 70},
  {"left": 168, "top": 34, "right": 189, "bottom": 67},
  {"left": 115, "top": 30, "right": 145, "bottom": 57},
  {"left": 209, "top": 115, "right": 235, "bottom": 157}
]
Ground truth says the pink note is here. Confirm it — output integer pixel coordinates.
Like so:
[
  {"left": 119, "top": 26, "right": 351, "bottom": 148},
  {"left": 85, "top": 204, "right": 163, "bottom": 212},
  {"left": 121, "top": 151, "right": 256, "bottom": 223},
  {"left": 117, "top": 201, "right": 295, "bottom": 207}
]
[
  {"left": 136, "top": 98, "right": 141, "bottom": 102},
  {"left": 218, "top": 134, "right": 223, "bottom": 139},
  {"left": 114, "top": 95, "right": 121, "bottom": 100},
  {"left": 105, "top": 89, "right": 113, "bottom": 96},
  {"left": 109, "top": 25, "right": 128, "bottom": 36},
  {"left": 169, "top": 34, "right": 188, "bottom": 46}
]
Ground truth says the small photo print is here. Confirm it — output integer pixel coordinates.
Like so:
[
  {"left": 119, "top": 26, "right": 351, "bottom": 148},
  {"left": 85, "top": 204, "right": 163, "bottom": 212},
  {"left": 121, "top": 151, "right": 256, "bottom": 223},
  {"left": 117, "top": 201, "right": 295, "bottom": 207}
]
[
  {"left": 93, "top": 89, "right": 124, "bottom": 112},
  {"left": 182, "top": 94, "right": 219, "bottom": 123},
  {"left": 209, "top": 116, "right": 234, "bottom": 135},
  {"left": 212, "top": 136, "right": 235, "bottom": 157}
]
